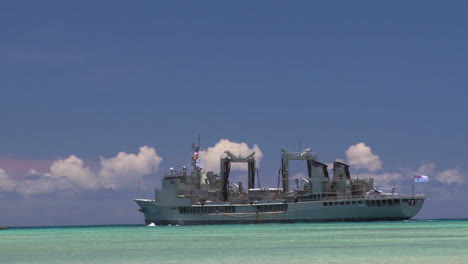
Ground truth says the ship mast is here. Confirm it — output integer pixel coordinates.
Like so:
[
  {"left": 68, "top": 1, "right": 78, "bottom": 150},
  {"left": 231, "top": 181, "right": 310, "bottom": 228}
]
[{"left": 191, "top": 135, "right": 201, "bottom": 171}]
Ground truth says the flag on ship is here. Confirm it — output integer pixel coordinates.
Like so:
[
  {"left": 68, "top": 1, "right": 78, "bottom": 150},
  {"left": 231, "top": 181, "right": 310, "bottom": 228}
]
[{"left": 414, "top": 175, "right": 429, "bottom": 183}]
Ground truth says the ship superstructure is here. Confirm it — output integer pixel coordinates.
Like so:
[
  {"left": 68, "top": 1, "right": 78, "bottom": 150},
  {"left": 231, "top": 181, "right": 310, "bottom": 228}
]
[{"left": 135, "top": 143, "right": 424, "bottom": 225}]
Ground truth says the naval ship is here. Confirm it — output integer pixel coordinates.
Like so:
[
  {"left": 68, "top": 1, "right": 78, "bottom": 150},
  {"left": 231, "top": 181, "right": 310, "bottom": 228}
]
[{"left": 135, "top": 143, "right": 425, "bottom": 225}]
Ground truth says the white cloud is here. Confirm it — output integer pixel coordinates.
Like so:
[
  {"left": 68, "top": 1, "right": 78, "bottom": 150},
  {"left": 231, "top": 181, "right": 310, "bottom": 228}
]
[
  {"left": 436, "top": 169, "right": 465, "bottom": 185},
  {"left": 415, "top": 163, "right": 465, "bottom": 185},
  {"left": 345, "top": 142, "right": 382, "bottom": 172},
  {"left": 50, "top": 155, "right": 98, "bottom": 189},
  {"left": 99, "top": 146, "right": 162, "bottom": 189},
  {"left": 357, "top": 162, "right": 465, "bottom": 187},
  {"left": 417, "top": 162, "right": 436, "bottom": 175},
  {"left": 198, "top": 139, "right": 263, "bottom": 172},
  {"left": 358, "top": 172, "right": 402, "bottom": 186},
  {"left": 0, "top": 168, "right": 16, "bottom": 192},
  {"left": 0, "top": 146, "right": 162, "bottom": 196},
  {"left": 15, "top": 171, "right": 74, "bottom": 196}
]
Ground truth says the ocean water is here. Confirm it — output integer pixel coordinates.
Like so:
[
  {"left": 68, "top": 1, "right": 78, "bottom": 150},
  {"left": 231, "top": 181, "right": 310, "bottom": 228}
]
[{"left": 1, "top": 220, "right": 467, "bottom": 264}]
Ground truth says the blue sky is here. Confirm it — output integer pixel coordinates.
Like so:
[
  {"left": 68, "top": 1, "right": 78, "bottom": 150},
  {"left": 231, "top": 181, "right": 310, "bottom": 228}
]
[{"left": 1, "top": 1, "right": 467, "bottom": 226}]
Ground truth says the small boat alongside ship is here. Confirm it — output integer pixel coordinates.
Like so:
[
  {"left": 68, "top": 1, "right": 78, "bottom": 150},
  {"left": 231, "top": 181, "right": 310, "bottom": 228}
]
[{"left": 135, "top": 142, "right": 425, "bottom": 225}]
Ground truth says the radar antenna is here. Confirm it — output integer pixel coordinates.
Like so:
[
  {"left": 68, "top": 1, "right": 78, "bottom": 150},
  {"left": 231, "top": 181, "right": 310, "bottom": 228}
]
[{"left": 191, "top": 134, "right": 202, "bottom": 171}]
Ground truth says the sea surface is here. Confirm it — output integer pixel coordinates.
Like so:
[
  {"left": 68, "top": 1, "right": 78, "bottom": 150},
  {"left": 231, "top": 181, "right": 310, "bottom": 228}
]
[{"left": 1, "top": 220, "right": 467, "bottom": 264}]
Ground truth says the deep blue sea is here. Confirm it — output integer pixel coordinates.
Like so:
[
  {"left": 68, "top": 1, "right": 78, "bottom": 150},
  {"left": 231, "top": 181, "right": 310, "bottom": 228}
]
[{"left": 1, "top": 220, "right": 467, "bottom": 264}]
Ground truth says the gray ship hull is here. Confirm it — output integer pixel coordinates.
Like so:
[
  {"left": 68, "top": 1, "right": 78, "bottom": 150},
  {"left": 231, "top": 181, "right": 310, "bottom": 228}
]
[{"left": 135, "top": 195, "right": 424, "bottom": 225}]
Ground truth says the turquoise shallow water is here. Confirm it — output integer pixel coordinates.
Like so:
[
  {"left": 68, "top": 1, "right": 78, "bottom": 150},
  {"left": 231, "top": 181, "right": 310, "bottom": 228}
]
[{"left": 1, "top": 220, "right": 467, "bottom": 264}]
